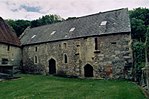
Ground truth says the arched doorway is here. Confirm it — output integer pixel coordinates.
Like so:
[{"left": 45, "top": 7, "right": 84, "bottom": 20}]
[
  {"left": 49, "top": 59, "right": 56, "bottom": 74},
  {"left": 84, "top": 64, "right": 93, "bottom": 77}
]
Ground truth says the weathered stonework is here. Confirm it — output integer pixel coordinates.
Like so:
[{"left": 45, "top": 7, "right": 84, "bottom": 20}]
[
  {"left": 22, "top": 33, "right": 133, "bottom": 79},
  {"left": 0, "top": 43, "right": 21, "bottom": 66}
]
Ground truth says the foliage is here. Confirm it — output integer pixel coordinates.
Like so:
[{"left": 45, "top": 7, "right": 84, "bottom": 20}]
[
  {"left": 131, "top": 18, "right": 146, "bottom": 42},
  {"left": 6, "top": 19, "right": 30, "bottom": 37},
  {"left": 132, "top": 41, "right": 145, "bottom": 83},
  {"left": 30, "top": 14, "right": 63, "bottom": 28},
  {"left": 130, "top": 8, "right": 149, "bottom": 83},
  {"left": 129, "top": 7, "right": 149, "bottom": 25},
  {"left": 6, "top": 14, "right": 63, "bottom": 37},
  {"left": 130, "top": 7, "right": 149, "bottom": 42},
  {"left": 0, "top": 74, "right": 146, "bottom": 99}
]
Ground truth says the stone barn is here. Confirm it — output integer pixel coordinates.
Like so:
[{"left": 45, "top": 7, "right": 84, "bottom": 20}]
[
  {"left": 20, "top": 8, "right": 133, "bottom": 79},
  {"left": 0, "top": 17, "right": 21, "bottom": 76}
]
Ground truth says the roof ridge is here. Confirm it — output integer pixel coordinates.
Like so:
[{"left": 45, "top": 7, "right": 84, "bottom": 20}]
[
  {"left": 30, "top": 8, "right": 128, "bottom": 29},
  {"left": 21, "top": 8, "right": 131, "bottom": 45}
]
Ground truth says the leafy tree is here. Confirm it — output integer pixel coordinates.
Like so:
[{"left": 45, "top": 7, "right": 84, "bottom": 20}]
[
  {"left": 6, "top": 19, "right": 30, "bottom": 37},
  {"left": 130, "top": 8, "right": 149, "bottom": 83},
  {"left": 131, "top": 18, "right": 146, "bottom": 42},
  {"left": 6, "top": 14, "right": 63, "bottom": 36},
  {"left": 145, "top": 26, "right": 149, "bottom": 67},
  {"left": 132, "top": 41, "right": 145, "bottom": 82},
  {"left": 30, "top": 14, "right": 63, "bottom": 28},
  {"left": 129, "top": 7, "right": 149, "bottom": 25},
  {"left": 129, "top": 8, "right": 149, "bottom": 42}
]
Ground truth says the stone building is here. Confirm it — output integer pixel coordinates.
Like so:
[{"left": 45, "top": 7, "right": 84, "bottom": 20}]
[
  {"left": 0, "top": 17, "right": 21, "bottom": 74},
  {"left": 20, "top": 8, "right": 133, "bottom": 79}
]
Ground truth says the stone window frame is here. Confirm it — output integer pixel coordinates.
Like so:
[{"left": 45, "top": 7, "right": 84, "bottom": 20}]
[
  {"left": 7, "top": 45, "right": 10, "bottom": 51},
  {"left": 34, "top": 56, "right": 38, "bottom": 64},
  {"left": 76, "top": 41, "right": 80, "bottom": 55},
  {"left": 94, "top": 37, "right": 100, "bottom": 51},
  {"left": 94, "top": 37, "right": 101, "bottom": 53},
  {"left": 62, "top": 42, "right": 67, "bottom": 49},
  {"left": 63, "top": 53, "right": 68, "bottom": 63},
  {"left": 35, "top": 47, "right": 38, "bottom": 52}
]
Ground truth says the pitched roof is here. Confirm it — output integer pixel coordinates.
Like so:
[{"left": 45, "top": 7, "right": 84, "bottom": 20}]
[
  {"left": 0, "top": 17, "right": 20, "bottom": 46},
  {"left": 20, "top": 8, "right": 131, "bottom": 45}
]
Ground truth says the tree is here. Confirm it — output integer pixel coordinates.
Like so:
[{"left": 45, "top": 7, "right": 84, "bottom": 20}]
[
  {"left": 129, "top": 8, "right": 149, "bottom": 42},
  {"left": 6, "top": 14, "right": 63, "bottom": 37},
  {"left": 131, "top": 18, "right": 146, "bottom": 42},
  {"left": 129, "top": 7, "right": 149, "bottom": 26},
  {"left": 145, "top": 26, "right": 149, "bottom": 67},
  {"left": 30, "top": 14, "right": 63, "bottom": 28},
  {"left": 132, "top": 41, "right": 145, "bottom": 82},
  {"left": 129, "top": 8, "right": 149, "bottom": 83},
  {"left": 6, "top": 19, "right": 30, "bottom": 37}
]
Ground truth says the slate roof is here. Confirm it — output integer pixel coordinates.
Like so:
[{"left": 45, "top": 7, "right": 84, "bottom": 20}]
[
  {"left": 20, "top": 8, "right": 131, "bottom": 45},
  {"left": 0, "top": 17, "right": 20, "bottom": 46}
]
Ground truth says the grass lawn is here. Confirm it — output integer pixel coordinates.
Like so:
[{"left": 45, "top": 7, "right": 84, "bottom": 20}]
[{"left": 0, "top": 74, "right": 146, "bottom": 99}]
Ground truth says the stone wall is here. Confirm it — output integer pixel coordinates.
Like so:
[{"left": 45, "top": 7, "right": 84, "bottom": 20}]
[
  {"left": 0, "top": 43, "right": 22, "bottom": 66},
  {"left": 22, "top": 33, "right": 133, "bottom": 79}
]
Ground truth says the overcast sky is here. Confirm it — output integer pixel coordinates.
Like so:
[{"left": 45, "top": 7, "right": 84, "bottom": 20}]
[{"left": 0, "top": 0, "right": 149, "bottom": 20}]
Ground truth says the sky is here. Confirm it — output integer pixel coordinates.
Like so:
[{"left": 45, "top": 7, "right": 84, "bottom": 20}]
[{"left": 0, "top": 0, "right": 149, "bottom": 20}]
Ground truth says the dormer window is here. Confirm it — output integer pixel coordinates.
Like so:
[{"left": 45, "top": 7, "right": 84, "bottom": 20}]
[{"left": 69, "top": 27, "right": 75, "bottom": 32}]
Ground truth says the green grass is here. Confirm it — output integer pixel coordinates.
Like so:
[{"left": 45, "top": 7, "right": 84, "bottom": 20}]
[{"left": 0, "top": 74, "right": 146, "bottom": 99}]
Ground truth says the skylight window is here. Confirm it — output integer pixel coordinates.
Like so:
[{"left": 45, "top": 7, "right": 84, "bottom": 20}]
[
  {"left": 51, "top": 31, "right": 56, "bottom": 35},
  {"left": 31, "top": 35, "right": 36, "bottom": 39},
  {"left": 100, "top": 21, "right": 107, "bottom": 26},
  {"left": 69, "top": 27, "right": 75, "bottom": 32}
]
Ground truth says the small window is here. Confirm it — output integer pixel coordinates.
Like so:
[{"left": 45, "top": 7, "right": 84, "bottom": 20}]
[
  {"left": 7, "top": 45, "right": 10, "bottom": 51},
  {"left": 63, "top": 43, "right": 67, "bottom": 49},
  {"left": 34, "top": 56, "right": 38, "bottom": 64},
  {"left": 2, "top": 58, "right": 8, "bottom": 64},
  {"left": 77, "top": 45, "right": 80, "bottom": 47},
  {"left": 35, "top": 47, "right": 38, "bottom": 52},
  {"left": 95, "top": 38, "right": 99, "bottom": 50},
  {"left": 76, "top": 45, "right": 80, "bottom": 55},
  {"left": 64, "top": 54, "right": 68, "bottom": 63},
  {"left": 111, "top": 42, "right": 117, "bottom": 44}
]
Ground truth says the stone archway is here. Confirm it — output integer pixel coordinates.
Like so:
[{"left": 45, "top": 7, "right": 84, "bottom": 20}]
[
  {"left": 49, "top": 58, "right": 56, "bottom": 74},
  {"left": 84, "top": 64, "right": 93, "bottom": 77}
]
